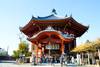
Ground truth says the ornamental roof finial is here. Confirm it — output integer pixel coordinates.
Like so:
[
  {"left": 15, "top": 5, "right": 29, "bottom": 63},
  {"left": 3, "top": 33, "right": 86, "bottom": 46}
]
[{"left": 52, "top": 9, "right": 57, "bottom": 15}]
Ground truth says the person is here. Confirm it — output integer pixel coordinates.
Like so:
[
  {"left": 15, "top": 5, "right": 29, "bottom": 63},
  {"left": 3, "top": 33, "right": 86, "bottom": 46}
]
[
  {"left": 32, "top": 55, "right": 36, "bottom": 65},
  {"left": 71, "top": 56, "right": 75, "bottom": 64},
  {"left": 52, "top": 56, "right": 55, "bottom": 63},
  {"left": 60, "top": 54, "right": 64, "bottom": 64},
  {"left": 41, "top": 55, "right": 45, "bottom": 63}
]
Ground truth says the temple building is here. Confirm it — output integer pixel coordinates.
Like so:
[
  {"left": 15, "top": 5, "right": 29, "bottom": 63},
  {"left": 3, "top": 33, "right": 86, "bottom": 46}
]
[{"left": 20, "top": 13, "right": 89, "bottom": 62}]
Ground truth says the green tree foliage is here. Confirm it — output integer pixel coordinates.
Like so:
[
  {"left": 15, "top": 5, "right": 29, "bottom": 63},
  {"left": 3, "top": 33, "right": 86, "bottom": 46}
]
[
  {"left": 13, "top": 50, "right": 20, "bottom": 59},
  {"left": 18, "top": 41, "right": 28, "bottom": 54},
  {"left": 0, "top": 50, "right": 8, "bottom": 56},
  {"left": 12, "top": 41, "right": 31, "bottom": 59}
]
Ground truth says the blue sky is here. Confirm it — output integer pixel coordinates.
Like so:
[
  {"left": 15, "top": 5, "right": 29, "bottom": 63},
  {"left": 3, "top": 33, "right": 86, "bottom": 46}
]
[{"left": 0, "top": 0, "right": 100, "bottom": 55}]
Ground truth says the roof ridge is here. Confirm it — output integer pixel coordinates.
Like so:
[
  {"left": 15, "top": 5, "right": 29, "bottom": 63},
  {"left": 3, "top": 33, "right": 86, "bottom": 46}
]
[{"left": 37, "top": 14, "right": 54, "bottom": 19}]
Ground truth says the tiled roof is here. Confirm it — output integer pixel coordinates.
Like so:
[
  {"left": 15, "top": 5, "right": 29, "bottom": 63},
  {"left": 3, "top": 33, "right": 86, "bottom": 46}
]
[{"left": 32, "top": 14, "right": 66, "bottom": 20}]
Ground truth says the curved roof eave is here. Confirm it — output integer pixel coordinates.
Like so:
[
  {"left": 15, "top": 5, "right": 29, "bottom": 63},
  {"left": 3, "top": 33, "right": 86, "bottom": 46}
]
[
  {"left": 28, "top": 30, "right": 75, "bottom": 42},
  {"left": 20, "top": 15, "right": 89, "bottom": 38}
]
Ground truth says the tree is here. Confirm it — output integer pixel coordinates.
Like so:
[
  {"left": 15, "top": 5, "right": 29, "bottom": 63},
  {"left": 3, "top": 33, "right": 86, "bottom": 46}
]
[
  {"left": 12, "top": 41, "right": 31, "bottom": 59},
  {"left": 93, "top": 38, "right": 100, "bottom": 60},
  {"left": 12, "top": 50, "right": 20, "bottom": 59}
]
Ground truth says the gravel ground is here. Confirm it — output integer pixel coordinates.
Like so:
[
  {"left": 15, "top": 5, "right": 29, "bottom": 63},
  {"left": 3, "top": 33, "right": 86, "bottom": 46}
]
[{"left": 0, "top": 60, "right": 99, "bottom": 67}]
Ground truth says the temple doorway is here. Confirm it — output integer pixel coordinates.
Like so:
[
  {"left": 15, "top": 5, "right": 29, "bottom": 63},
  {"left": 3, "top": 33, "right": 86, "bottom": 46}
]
[{"left": 43, "top": 44, "right": 61, "bottom": 63}]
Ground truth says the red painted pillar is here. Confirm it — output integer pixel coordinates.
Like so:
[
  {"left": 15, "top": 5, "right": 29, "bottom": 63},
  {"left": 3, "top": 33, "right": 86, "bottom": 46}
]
[
  {"left": 61, "top": 40, "right": 64, "bottom": 54},
  {"left": 36, "top": 45, "right": 38, "bottom": 63},
  {"left": 36, "top": 43, "right": 42, "bottom": 63},
  {"left": 38, "top": 48, "right": 42, "bottom": 58}
]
